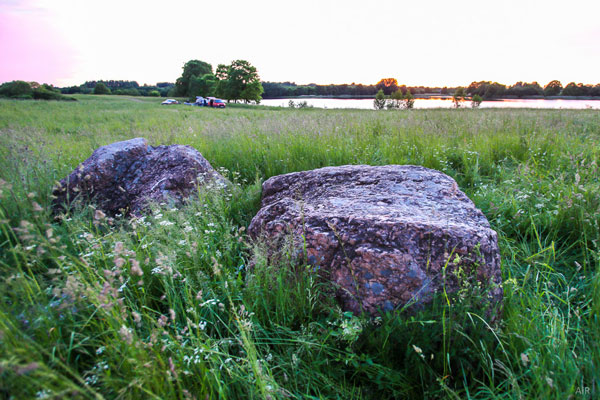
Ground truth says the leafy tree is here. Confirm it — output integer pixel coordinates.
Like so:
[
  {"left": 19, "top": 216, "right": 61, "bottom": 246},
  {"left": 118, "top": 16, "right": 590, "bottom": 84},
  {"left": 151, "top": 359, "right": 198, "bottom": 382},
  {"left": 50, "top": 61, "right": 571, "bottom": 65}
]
[
  {"left": 373, "top": 89, "right": 386, "bottom": 110},
  {"left": 453, "top": 87, "right": 465, "bottom": 108},
  {"left": 240, "top": 80, "right": 264, "bottom": 103},
  {"left": 591, "top": 84, "right": 600, "bottom": 97},
  {"left": 376, "top": 78, "right": 399, "bottom": 95},
  {"left": 149, "top": 90, "right": 160, "bottom": 97},
  {"left": 543, "top": 80, "right": 562, "bottom": 96},
  {"left": 471, "top": 94, "right": 483, "bottom": 108},
  {"left": 189, "top": 73, "right": 217, "bottom": 99},
  {"left": 175, "top": 60, "right": 213, "bottom": 97},
  {"left": 93, "top": 82, "right": 110, "bottom": 95},
  {"left": 215, "top": 64, "right": 231, "bottom": 99},
  {"left": 215, "top": 60, "right": 263, "bottom": 103},
  {"left": 402, "top": 90, "right": 415, "bottom": 109}
]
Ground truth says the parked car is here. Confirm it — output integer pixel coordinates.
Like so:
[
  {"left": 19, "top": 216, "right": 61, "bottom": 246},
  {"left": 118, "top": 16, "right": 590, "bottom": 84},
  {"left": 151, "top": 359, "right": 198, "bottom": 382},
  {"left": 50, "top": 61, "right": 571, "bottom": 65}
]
[
  {"left": 206, "top": 97, "right": 226, "bottom": 108},
  {"left": 161, "top": 99, "right": 179, "bottom": 105}
]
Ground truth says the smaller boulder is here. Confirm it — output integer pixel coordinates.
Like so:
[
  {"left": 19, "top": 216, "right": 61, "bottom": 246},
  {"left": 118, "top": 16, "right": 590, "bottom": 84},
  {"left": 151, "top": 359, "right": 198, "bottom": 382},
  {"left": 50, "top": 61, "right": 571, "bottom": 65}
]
[{"left": 52, "top": 138, "right": 225, "bottom": 216}]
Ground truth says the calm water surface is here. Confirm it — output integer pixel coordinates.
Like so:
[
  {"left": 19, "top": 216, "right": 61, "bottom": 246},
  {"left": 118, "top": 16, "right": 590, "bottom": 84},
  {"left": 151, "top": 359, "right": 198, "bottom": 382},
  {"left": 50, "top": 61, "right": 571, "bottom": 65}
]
[{"left": 260, "top": 98, "right": 600, "bottom": 110}]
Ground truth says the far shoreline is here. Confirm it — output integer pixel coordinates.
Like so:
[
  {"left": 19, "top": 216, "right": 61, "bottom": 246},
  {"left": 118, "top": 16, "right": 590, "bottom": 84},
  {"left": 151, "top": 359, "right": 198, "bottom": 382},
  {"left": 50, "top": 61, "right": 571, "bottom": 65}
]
[{"left": 262, "top": 94, "right": 600, "bottom": 101}]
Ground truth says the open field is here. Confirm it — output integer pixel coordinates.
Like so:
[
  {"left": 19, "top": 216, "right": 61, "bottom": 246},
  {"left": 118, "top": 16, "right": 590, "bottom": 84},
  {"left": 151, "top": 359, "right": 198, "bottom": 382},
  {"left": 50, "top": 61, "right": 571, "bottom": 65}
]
[{"left": 1, "top": 95, "right": 599, "bottom": 399}]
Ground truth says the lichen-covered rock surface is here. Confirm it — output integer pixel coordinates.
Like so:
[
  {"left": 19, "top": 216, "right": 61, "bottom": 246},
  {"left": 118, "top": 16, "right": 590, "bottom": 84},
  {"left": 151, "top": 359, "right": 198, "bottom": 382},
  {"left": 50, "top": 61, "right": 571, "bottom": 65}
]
[
  {"left": 248, "top": 165, "right": 502, "bottom": 315},
  {"left": 52, "top": 138, "right": 225, "bottom": 216}
]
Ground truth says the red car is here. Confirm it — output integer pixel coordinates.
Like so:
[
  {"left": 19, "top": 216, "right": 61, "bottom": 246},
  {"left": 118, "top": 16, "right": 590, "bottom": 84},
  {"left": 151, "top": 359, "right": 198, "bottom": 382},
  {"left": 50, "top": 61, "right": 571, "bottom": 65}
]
[{"left": 206, "top": 97, "right": 226, "bottom": 108}]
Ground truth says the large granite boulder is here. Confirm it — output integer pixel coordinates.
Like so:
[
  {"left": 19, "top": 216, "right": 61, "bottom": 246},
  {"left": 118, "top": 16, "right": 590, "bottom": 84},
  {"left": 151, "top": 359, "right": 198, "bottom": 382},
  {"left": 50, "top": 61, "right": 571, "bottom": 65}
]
[
  {"left": 248, "top": 165, "right": 502, "bottom": 315},
  {"left": 52, "top": 138, "right": 225, "bottom": 216}
]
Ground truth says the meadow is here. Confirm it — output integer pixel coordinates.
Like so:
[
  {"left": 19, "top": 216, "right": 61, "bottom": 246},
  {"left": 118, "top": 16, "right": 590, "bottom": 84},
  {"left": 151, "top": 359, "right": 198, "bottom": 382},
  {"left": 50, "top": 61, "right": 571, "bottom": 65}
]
[{"left": 0, "top": 95, "right": 599, "bottom": 399}]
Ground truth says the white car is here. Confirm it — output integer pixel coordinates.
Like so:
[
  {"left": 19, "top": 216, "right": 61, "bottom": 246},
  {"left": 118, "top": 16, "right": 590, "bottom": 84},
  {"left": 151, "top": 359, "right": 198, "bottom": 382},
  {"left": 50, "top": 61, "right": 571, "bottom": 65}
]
[{"left": 161, "top": 99, "right": 179, "bottom": 105}]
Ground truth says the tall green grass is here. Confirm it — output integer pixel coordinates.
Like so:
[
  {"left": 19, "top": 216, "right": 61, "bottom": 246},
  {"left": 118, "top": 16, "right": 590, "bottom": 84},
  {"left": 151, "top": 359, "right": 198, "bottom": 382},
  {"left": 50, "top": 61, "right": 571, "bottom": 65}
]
[{"left": 0, "top": 96, "right": 599, "bottom": 398}]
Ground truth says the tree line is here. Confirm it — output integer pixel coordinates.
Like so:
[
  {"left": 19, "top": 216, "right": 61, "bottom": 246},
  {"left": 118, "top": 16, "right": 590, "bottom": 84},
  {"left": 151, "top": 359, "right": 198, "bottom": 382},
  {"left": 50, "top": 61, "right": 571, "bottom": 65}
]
[
  {"left": 3, "top": 73, "right": 598, "bottom": 102},
  {"left": 467, "top": 80, "right": 600, "bottom": 99},
  {"left": 263, "top": 79, "right": 600, "bottom": 99},
  {"left": 262, "top": 79, "right": 442, "bottom": 98},
  {"left": 60, "top": 81, "right": 174, "bottom": 97}
]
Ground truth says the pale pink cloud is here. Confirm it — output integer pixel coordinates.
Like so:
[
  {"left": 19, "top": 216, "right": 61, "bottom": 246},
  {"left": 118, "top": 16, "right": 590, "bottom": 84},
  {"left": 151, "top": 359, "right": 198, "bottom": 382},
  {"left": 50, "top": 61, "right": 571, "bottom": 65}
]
[{"left": 0, "top": 2, "right": 76, "bottom": 86}]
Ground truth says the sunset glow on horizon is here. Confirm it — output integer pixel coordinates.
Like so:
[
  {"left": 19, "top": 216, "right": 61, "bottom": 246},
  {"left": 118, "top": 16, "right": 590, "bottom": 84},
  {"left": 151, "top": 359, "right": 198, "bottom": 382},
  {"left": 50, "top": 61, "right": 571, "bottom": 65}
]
[{"left": 1, "top": 0, "right": 599, "bottom": 88}]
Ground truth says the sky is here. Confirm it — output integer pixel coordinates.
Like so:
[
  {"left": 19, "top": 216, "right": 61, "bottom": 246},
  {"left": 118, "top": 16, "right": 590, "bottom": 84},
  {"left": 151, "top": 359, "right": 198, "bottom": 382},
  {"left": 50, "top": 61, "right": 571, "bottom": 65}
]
[{"left": 1, "top": 0, "right": 599, "bottom": 87}]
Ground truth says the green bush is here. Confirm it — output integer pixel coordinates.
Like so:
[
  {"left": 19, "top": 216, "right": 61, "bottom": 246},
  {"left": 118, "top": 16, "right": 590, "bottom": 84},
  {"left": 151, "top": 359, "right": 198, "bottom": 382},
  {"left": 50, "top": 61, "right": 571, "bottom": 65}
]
[
  {"left": 0, "top": 80, "right": 33, "bottom": 98},
  {"left": 33, "top": 85, "right": 64, "bottom": 100},
  {"left": 373, "top": 89, "right": 386, "bottom": 110},
  {"left": 403, "top": 90, "right": 415, "bottom": 109},
  {"left": 93, "top": 82, "right": 111, "bottom": 95},
  {"left": 0, "top": 81, "right": 75, "bottom": 101},
  {"left": 471, "top": 94, "right": 483, "bottom": 108}
]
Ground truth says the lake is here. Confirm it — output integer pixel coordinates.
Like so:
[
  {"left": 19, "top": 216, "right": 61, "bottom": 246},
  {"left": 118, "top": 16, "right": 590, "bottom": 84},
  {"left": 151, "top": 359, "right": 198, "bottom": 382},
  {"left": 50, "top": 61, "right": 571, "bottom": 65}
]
[{"left": 260, "top": 98, "right": 600, "bottom": 110}]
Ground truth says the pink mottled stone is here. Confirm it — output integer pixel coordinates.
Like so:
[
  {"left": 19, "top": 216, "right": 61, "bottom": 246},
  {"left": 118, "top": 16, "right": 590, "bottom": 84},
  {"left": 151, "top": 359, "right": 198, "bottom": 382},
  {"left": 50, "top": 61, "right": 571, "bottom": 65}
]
[{"left": 248, "top": 165, "right": 502, "bottom": 315}]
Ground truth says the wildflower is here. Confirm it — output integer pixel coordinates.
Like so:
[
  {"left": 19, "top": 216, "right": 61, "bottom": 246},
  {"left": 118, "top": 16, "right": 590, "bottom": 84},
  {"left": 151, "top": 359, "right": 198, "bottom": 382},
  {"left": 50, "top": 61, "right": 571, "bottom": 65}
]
[
  {"left": 114, "top": 257, "right": 126, "bottom": 268},
  {"left": 96, "top": 346, "right": 105, "bottom": 355},
  {"left": 114, "top": 241, "right": 124, "bottom": 255},
  {"left": 195, "top": 290, "right": 203, "bottom": 300},
  {"left": 199, "top": 299, "right": 217, "bottom": 307},
  {"left": 183, "top": 226, "right": 193, "bottom": 233},
  {"left": 32, "top": 202, "right": 43, "bottom": 212},
  {"left": 520, "top": 353, "right": 529, "bottom": 366},
  {"left": 45, "top": 229, "right": 53, "bottom": 239},
  {"left": 159, "top": 220, "right": 174, "bottom": 227},
  {"left": 169, "top": 308, "right": 176, "bottom": 322},
  {"left": 94, "top": 210, "right": 106, "bottom": 220},
  {"left": 36, "top": 390, "right": 52, "bottom": 399},
  {"left": 130, "top": 259, "right": 143, "bottom": 276},
  {"left": 168, "top": 357, "right": 178, "bottom": 379},
  {"left": 119, "top": 325, "right": 133, "bottom": 344},
  {"left": 412, "top": 344, "right": 424, "bottom": 359},
  {"left": 118, "top": 279, "right": 129, "bottom": 292},
  {"left": 158, "top": 315, "right": 168, "bottom": 327},
  {"left": 132, "top": 311, "right": 142, "bottom": 326}
]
